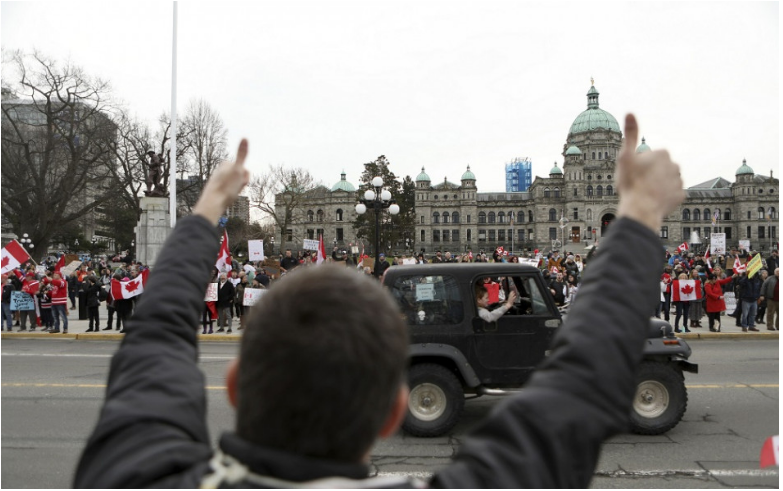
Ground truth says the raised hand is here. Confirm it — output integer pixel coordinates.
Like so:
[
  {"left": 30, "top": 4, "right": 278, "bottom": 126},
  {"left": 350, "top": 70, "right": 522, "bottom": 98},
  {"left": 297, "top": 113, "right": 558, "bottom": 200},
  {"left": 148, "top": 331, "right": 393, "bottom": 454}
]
[
  {"left": 616, "top": 115, "right": 685, "bottom": 233},
  {"left": 193, "top": 139, "right": 251, "bottom": 225}
]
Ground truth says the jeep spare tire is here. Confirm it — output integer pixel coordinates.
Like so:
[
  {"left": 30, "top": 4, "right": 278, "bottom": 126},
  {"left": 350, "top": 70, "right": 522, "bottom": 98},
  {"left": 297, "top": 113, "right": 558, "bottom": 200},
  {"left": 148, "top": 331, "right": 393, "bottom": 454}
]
[
  {"left": 630, "top": 361, "right": 687, "bottom": 435},
  {"left": 403, "top": 363, "right": 465, "bottom": 437}
]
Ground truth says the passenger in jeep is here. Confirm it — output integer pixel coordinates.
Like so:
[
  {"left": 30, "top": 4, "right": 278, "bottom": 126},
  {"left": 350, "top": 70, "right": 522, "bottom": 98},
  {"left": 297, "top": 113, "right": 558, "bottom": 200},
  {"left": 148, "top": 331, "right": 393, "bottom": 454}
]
[{"left": 476, "top": 286, "right": 518, "bottom": 322}]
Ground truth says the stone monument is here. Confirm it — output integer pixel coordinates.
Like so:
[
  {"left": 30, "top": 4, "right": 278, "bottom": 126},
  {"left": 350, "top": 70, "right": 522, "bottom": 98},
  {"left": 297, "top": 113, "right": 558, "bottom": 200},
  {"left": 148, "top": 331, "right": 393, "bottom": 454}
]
[{"left": 135, "top": 197, "right": 171, "bottom": 268}]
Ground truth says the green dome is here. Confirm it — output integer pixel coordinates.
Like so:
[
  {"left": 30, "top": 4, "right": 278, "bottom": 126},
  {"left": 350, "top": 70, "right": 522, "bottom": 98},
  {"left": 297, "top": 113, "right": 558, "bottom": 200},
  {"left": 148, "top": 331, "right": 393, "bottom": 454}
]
[
  {"left": 331, "top": 172, "right": 356, "bottom": 192},
  {"left": 416, "top": 166, "right": 431, "bottom": 182},
  {"left": 565, "top": 143, "right": 581, "bottom": 156},
  {"left": 550, "top": 162, "right": 563, "bottom": 175},
  {"left": 569, "top": 84, "right": 621, "bottom": 135},
  {"left": 736, "top": 158, "right": 754, "bottom": 175},
  {"left": 636, "top": 137, "right": 651, "bottom": 153},
  {"left": 461, "top": 165, "right": 476, "bottom": 180}
]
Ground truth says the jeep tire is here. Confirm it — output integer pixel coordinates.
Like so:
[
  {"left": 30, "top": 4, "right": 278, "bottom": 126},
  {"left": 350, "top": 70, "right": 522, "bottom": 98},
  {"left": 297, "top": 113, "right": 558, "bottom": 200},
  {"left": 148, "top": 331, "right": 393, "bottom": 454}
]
[
  {"left": 403, "top": 363, "right": 465, "bottom": 437},
  {"left": 630, "top": 361, "right": 687, "bottom": 435}
]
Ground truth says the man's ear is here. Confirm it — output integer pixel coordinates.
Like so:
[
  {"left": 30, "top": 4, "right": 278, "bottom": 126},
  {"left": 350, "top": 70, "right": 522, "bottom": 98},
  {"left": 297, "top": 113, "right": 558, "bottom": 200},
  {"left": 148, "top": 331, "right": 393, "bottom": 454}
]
[
  {"left": 378, "top": 385, "right": 409, "bottom": 439},
  {"left": 226, "top": 357, "right": 239, "bottom": 408}
]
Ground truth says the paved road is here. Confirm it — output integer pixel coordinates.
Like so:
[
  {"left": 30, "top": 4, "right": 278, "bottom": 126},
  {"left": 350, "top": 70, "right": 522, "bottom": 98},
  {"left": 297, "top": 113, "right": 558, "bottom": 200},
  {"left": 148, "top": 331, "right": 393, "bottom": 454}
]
[{"left": 1, "top": 338, "right": 778, "bottom": 488}]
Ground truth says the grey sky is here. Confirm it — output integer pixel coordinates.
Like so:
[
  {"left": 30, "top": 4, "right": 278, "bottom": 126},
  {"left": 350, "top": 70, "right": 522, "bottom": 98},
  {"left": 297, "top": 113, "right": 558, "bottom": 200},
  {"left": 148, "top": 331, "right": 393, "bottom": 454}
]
[{"left": 2, "top": 1, "right": 779, "bottom": 195}]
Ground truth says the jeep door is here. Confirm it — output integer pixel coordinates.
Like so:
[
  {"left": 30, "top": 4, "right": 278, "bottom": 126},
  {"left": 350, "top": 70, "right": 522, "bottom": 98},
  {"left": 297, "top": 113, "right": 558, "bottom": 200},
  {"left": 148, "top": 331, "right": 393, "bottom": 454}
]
[{"left": 470, "top": 274, "right": 560, "bottom": 385}]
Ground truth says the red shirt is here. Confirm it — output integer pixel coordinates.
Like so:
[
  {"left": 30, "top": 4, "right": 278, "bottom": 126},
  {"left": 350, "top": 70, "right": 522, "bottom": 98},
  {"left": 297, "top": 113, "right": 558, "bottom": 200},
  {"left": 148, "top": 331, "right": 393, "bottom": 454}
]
[
  {"left": 49, "top": 279, "right": 68, "bottom": 305},
  {"left": 483, "top": 281, "right": 500, "bottom": 304}
]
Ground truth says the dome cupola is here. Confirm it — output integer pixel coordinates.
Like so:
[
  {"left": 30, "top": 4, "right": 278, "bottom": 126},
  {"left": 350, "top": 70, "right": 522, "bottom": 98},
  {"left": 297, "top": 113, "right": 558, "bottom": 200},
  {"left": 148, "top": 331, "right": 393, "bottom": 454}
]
[
  {"left": 568, "top": 79, "right": 621, "bottom": 135},
  {"left": 416, "top": 166, "right": 431, "bottom": 182},
  {"left": 461, "top": 165, "right": 476, "bottom": 181},
  {"left": 636, "top": 137, "right": 651, "bottom": 153},
  {"left": 736, "top": 158, "right": 754, "bottom": 176},
  {"left": 549, "top": 162, "right": 563, "bottom": 176},
  {"left": 331, "top": 171, "right": 356, "bottom": 192}
]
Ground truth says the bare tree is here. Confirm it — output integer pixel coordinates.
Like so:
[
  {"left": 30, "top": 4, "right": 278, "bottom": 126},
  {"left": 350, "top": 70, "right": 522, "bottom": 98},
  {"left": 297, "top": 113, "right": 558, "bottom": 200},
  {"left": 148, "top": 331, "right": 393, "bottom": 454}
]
[
  {"left": 247, "top": 165, "right": 319, "bottom": 251},
  {"left": 1, "top": 51, "right": 118, "bottom": 251}
]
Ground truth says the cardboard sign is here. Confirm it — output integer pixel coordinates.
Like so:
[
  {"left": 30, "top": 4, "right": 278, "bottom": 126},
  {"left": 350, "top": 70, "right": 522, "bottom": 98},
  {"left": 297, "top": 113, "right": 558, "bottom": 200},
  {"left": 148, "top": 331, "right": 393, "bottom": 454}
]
[
  {"left": 738, "top": 240, "right": 750, "bottom": 252},
  {"left": 10, "top": 291, "right": 34, "bottom": 311},
  {"left": 243, "top": 288, "right": 266, "bottom": 306},
  {"left": 303, "top": 239, "right": 319, "bottom": 251},
  {"left": 60, "top": 260, "right": 83, "bottom": 278},
  {"left": 402, "top": 258, "right": 416, "bottom": 265},
  {"left": 710, "top": 233, "right": 726, "bottom": 255},
  {"left": 248, "top": 240, "right": 265, "bottom": 261},
  {"left": 416, "top": 283, "right": 435, "bottom": 301},
  {"left": 519, "top": 258, "right": 540, "bottom": 268},
  {"left": 204, "top": 283, "right": 218, "bottom": 302},
  {"left": 362, "top": 257, "right": 375, "bottom": 268},
  {"left": 36, "top": 265, "right": 47, "bottom": 275},
  {"left": 723, "top": 292, "right": 737, "bottom": 314}
]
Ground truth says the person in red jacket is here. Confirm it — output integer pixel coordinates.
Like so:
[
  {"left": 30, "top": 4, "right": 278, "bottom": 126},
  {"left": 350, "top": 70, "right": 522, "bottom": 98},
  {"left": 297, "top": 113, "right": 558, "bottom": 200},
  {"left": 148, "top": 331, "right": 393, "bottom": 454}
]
[
  {"left": 19, "top": 272, "right": 40, "bottom": 331},
  {"left": 704, "top": 272, "right": 734, "bottom": 332},
  {"left": 49, "top": 271, "right": 69, "bottom": 334}
]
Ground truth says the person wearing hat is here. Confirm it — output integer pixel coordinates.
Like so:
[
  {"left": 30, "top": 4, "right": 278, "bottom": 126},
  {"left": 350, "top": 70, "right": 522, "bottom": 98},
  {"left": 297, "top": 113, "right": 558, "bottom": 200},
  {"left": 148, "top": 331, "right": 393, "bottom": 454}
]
[
  {"left": 373, "top": 253, "right": 390, "bottom": 278},
  {"left": 19, "top": 271, "right": 40, "bottom": 331}
]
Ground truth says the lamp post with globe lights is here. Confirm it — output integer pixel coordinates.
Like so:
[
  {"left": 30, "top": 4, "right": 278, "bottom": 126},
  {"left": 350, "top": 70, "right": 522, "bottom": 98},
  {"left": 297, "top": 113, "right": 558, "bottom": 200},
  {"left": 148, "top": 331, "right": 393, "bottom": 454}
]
[
  {"left": 20, "top": 234, "right": 35, "bottom": 261},
  {"left": 355, "top": 176, "right": 400, "bottom": 277}
]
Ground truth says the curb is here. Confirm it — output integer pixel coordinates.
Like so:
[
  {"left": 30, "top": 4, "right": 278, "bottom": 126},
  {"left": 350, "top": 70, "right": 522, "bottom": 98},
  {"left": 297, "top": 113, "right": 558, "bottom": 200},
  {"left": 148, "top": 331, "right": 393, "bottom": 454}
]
[
  {"left": 677, "top": 332, "right": 778, "bottom": 340},
  {"left": 1, "top": 332, "right": 243, "bottom": 342}
]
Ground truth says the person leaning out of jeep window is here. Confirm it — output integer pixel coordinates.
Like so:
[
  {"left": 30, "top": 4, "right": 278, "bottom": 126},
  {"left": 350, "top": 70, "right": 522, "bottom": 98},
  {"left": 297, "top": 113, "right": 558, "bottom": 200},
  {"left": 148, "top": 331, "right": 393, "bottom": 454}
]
[{"left": 476, "top": 285, "right": 517, "bottom": 322}]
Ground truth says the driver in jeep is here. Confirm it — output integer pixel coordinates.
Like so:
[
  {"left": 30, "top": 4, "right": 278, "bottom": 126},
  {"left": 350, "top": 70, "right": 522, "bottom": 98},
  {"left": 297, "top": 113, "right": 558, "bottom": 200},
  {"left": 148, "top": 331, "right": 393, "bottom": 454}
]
[{"left": 75, "top": 114, "right": 685, "bottom": 488}]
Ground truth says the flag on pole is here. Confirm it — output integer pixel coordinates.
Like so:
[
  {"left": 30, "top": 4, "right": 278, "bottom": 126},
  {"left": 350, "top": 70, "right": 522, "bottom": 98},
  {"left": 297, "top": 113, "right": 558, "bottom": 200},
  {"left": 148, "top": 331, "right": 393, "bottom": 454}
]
[
  {"left": 316, "top": 235, "right": 326, "bottom": 265},
  {"left": 760, "top": 435, "right": 779, "bottom": 468},
  {"left": 733, "top": 256, "right": 746, "bottom": 275},
  {"left": 704, "top": 246, "right": 713, "bottom": 272},
  {"left": 747, "top": 253, "right": 763, "bottom": 278},
  {"left": 54, "top": 255, "right": 65, "bottom": 274},
  {"left": 677, "top": 242, "right": 689, "bottom": 254},
  {"left": 1, "top": 240, "right": 32, "bottom": 274},
  {"left": 111, "top": 270, "right": 150, "bottom": 300},
  {"left": 215, "top": 230, "right": 232, "bottom": 273},
  {"left": 712, "top": 209, "right": 720, "bottom": 226},
  {"left": 672, "top": 279, "right": 702, "bottom": 302}
]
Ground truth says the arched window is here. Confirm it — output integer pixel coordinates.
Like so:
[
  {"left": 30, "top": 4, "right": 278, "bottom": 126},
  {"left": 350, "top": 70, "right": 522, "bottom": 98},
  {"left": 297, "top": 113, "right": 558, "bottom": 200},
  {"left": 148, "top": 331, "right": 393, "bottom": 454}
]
[
  {"left": 770, "top": 207, "right": 777, "bottom": 219},
  {"left": 452, "top": 212, "right": 459, "bottom": 223},
  {"left": 479, "top": 212, "right": 486, "bottom": 224},
  {"left": 758, "top": 207, "right": 765, "bottom": 219},
  {"left": 703, "top": 208, "right": 711, "bottom": 222},
  {"left": 488, "top": 212, "right": 496, "bottom": 224},
  {"left": 498, "top": 212, "right": 505, "bottom": 223},
  {"left": 336, "top": 209, "right": 343, "bottom": 221},
  {"left": 544, "top": 187, "right": 551, "bottom": 198},
  {"left": 518, "top": 211, "right": 525, "bottom": 223},
  {"left": 508, "top": 211, "right": 514, "bottom": 223},
  {"left": 586, "top": 209, "right": 593, "bottom": 221},
  {"left": 693, "top": 209, "right": 701, "bottom": 221},
  {"left": 528, "top": 210, "right": 533, "bottom": 223},
  {"left": 549, "top": 209, "right": 557, "bottom": 221},
  {"left": 307, "top": 210, "right": 314, "bottom": 222},
  {"left": 554, "top": 187, "right": 560, "bottom": 198},
  {"left": 587, "top": 185, "right": 593, "bottom": 196},
  {"left": 443, "top": 212, "right": 450, "bottom": 224},
  {"left": 724, "top": 209, "right": 731, "bottom": 221},
  {"left": 592, "top": 152, "right": 596, "bottom": 159},
  {"left": 596, "top": 185, "right": 603, "bottom": 196},
  {"left": 432, "top": 212, "right": 440, "bottom": 224},
  {"left": 317, "top": 210, "right": 324, "bottom": 222},
  {"left": 682, "top": 209, "right": 690, "bottom": 221},
  {"left": 606, "top": 185, "right": 613, "bottom": 196}
]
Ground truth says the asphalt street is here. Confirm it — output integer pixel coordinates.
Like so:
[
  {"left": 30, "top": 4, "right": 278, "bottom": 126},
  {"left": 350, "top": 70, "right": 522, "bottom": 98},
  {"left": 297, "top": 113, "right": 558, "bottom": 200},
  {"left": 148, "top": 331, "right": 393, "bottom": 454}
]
[{"left": 1, "top": 338, "right": 778, "bottom": 488}]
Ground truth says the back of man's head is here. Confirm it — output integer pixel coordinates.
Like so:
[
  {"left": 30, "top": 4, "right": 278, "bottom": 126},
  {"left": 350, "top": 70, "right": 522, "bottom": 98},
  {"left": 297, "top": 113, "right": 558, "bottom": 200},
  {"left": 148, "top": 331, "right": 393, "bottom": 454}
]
[{"left": 237, "top": 265, "right": 409, "bottom": 462}]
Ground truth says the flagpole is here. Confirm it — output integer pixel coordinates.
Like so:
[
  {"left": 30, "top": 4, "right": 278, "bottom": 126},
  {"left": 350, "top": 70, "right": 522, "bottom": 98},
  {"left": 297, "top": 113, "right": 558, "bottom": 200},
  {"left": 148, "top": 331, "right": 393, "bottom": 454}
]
[{"left": 169, "top": 1, "right": 178, "bottom": 228}]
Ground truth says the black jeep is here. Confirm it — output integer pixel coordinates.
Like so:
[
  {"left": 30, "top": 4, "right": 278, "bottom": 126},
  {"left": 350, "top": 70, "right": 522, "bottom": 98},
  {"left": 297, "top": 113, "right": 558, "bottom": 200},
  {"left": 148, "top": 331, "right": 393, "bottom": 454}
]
[{"left": 383, "top": 263, "right": 698, "bottom": 437}]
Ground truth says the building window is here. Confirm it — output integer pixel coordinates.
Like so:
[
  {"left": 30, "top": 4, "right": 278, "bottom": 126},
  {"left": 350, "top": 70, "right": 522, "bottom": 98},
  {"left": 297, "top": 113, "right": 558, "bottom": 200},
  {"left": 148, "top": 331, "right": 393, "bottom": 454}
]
[
  {"left": 705, "top": 227, "right": 711, "bottom": 236},
  {"left": 596, "top": 185, "right": 603, "bottom": 196},
  {"left": 586, "top": 209, "right": 593, "bottom": 221},
  {"left": 704, "top": 208, "right": 711, "bottom": 222},
  {"left": 443, "top": 230, "right": 450, "bottom": 242},
  {"left": 452, "top": 212, "right": 459, "bottom": 223},
  {"left": 683, "top": 227, "right": 691, "bottom": 240},
  {"left": 528, "top": 211, "right": 533, "bottom": 223},
  {"left": 592, "top": 152, "right": 596, "bottom": 159},
  {"left": 549, "top": 209, "right": 557, "bottom": 221},
  {"left": 467, "top": 229, "right": 472, "bottom": 242},
  {"left": 307, "top": 210, "right": 314, "bottom": 222},
  {"left": 772, "top": 226, "right": 777, "bottom": 239},
  {"left": 518, "top": 211, "right": 525, "bottom": 223},
  {"left": 479, "top": 212, "right": 486, "bottom": 224},
  {"left": 724, "top": 209, "right": 731, "bottom": 221},
  {"left": 544, "top": 187, "right": 551, "bottom": 198},
  {"left": 286, "top": 229, "right": 293, "bottom": 241},
  {"left": 587, "top": 174, "right": 592, "bottom": 180},
  {"left": 554, "top": 187, "right": 561, "bottom": 198},
  {"left": 433, "top": 212, "right": 440, "bottom": 224},
  {"left": 488, "top": 212, "right": 496, "bottom": 224},
  {"left": 479, "top": 229, "right": 487, "bottom": 242},
  {"left": 573, "top": 187, "right": 578, "bottom": 197},
  {"left": 489, "top": 230, "right": 496, "bottom": 242},
  {"left": 498, "top": 229, "right": 505, "bottom": 241},
  {"left": 660, "top": 226, "right": 668, "bottom": 239},
  {"left": 549, "top": 228, "right": 557, "bottom": 240},
  {"left": 758, "top": 207, "right": 765, "bottom": 219},
  {"left": 336, "top": 209, "right": 344, "bottom": 221},
  {"left": 518, "top": 229, "right": 525, "bottom": 242},
  {"left": 693, "top": 209, "right": 700, "bottom": 221},
  {"left": 758, "top": 226, "right": 766, "bottom": 239},
  {"left": 746, "top": 226, "right": 752, "bottom": 238},
  {"left": 433, "top": 230, "right": 440, "bottom": 242},
  {"left": 421, "top": 230, "right": 425, "bottom": 242},
  {"left": 453, "top": 229, "right": 459, "bottom": 242},
  {"left": 770, "top": 207, "right": 777, "bottom": 219},
  {"left": 307, "top": 229, "right": 314, "bottom": 240},
  {"left": 316, "top": 228, "right": 323, "bottom": 238},
  {"left": 317, "top": 210, "right": 324, "bottom": 222},
  {"left": 573, "top": 208, "right": 579, "bottom": 220},
  {"left": 747, "top": 211, "right": 752, "bottom": 220},
  {"left": 606, "top": 185, "right": 613, "bottom": 196},
  {"left": 336, "top": 228, "right": 344, "bottom": 241},
  {"left": 467, "top": 214, "right": 471, "bottom": 223},
  {"left": 434, "top": 195, "right": 438, "bottom": 200},
  {"left": 682, "top": 209, "right": 691, "bottom": 221},
  {"left": 498, "top": 212, "right": 505, "bottom": 223},
  {"left": 587, "top": 185, "right": 593, "bottom": 197},
  {"left": 421, "top": 215, "right": 425, "bottom": 224},
  {"left": 443, "top": 212, "right": 450, "bottom": 224}
]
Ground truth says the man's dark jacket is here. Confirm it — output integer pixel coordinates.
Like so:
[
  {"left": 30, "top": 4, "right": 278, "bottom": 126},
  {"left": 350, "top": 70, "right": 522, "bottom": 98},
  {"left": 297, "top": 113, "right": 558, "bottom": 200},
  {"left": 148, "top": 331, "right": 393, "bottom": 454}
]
[{"left": 74, "top": 216, "right": 660, "bottom": 488}]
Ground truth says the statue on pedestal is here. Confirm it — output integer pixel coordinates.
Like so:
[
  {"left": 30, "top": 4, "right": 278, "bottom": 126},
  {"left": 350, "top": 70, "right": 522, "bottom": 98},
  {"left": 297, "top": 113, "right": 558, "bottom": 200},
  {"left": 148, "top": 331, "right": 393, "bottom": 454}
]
[{"left": 144, "top": 151, "right": 167, "bottom": 197}]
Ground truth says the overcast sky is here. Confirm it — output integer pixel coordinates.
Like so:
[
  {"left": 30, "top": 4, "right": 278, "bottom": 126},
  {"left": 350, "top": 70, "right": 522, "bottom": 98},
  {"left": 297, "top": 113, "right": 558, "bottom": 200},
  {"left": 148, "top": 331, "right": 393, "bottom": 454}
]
[{"left": 2, "top": 1, "right": 779, "bottom": 194}]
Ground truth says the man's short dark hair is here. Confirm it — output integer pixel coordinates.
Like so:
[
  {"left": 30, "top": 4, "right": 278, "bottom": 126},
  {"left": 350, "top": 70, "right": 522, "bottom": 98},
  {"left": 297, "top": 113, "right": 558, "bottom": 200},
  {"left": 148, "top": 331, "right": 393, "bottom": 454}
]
[{"left": 237, "top": 265, "right": 409, "bottom": 462}]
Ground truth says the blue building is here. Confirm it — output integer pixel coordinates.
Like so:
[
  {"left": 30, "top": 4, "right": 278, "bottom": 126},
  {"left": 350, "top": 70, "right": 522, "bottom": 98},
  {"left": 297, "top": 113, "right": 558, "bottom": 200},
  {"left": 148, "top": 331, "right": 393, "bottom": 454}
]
[{"left": 505, "top": 158, "right": 533, "bottom": 192}]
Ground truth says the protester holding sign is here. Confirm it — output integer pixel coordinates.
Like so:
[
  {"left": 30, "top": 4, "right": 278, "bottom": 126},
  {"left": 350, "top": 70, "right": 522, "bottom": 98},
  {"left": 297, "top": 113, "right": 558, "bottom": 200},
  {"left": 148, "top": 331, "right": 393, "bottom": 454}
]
[
  {"left": 672, "top": 272, "right": 702, "bottom": 333},
  {"left": 18, "top": 272, "right": 39, "bottom": 331}
]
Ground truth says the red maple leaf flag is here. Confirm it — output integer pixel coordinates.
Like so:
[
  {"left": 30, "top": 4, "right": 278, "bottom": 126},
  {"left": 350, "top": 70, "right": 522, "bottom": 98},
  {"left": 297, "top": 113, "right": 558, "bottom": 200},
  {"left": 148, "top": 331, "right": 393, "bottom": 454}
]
[
  {"left": 111, "top": 270, "right": 150, "bottom": 300},
  {"left": 316, "top": 234, "right": 326, "bottom": 265},
  {"left": 733, "top": 255, "right": 747, "bottom": 275},
  {"left": 54, "top": 255, "right": 65, "bottom": 274},
  {"left": 672, "top": 279, "right": 702, "bottom": 302},
  {"left": 215, "top": 230, "right": 232, "bottom": 274},
  {"left": 760, "top": 435, "right": 779, "bottom": 468},
  {"left": 1, "top": 240, "right": 32, "bottom": 275},
  {"left": 677, "top": 242, "right": 689, "bottom": 254}
]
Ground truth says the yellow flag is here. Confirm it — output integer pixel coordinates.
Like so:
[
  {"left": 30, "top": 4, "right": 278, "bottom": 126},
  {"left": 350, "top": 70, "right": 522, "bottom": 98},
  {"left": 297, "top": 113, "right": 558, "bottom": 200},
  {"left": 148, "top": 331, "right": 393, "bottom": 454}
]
[{"left": 747, "top": 253, "right": 763, "bottom": 278}]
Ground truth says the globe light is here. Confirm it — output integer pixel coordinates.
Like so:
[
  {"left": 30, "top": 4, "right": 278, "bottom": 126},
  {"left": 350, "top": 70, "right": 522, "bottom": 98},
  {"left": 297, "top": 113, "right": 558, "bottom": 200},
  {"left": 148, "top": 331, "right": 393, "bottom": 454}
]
[
  {"left": 381, "top": 189, "right": 392, "bottom": 201},
  {"left": 372, "top": 176, "right": 383, "bottom": 188},
  {"left": 355, "top": 203, "right": 367, "bottom": 214},
  {"left": 389, "top": 203, "right": 400, "bottom": 215},
  {"left": 364, "top": 190, "right": 375, "bottom": 201},
  {"left": 29, "top": 244, "right": 34, "bottom": 249}
]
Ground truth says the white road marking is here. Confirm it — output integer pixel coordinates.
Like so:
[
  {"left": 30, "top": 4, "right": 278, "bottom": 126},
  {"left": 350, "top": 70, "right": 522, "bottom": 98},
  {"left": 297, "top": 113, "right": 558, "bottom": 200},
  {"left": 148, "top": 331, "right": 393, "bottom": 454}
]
[
  {"left": 2, "top": 352, "right": 234, "bottom": 360},
  {"left": 376, "top": 469, "right": 780, "bottom": 479}
]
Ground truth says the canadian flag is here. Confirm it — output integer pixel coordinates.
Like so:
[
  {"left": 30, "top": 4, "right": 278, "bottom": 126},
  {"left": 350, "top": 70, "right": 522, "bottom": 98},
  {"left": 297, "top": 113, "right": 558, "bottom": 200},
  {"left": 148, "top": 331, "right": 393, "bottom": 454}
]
[
  {"left": 1, "top": 240, "right": 32, "bottom": 275},
  {"left": 672, "top": 279, "right": 702, "bottom": 302},
  {"left": 111, "top": 270, "right": 150, "bottom": 300},
  {"left": 733, "top": 256, "right": 746, "bottom": 274},
  {"left": 54, "top": 255, "right": 65, "bottom": 274},
  {"left": 316, "top": 234, "right": 326, "bottom": 265},
  {"left": 760, "top": 435, "right": 779, "bottom": 468},
  {"left": 496, "top": 246, "right": 504, "bottom": 256},
  {"left": 704, "top": 247, "right": 713, "bottom": 272},
  {"left": 551, "top": 266, "right": 559, "bottom": 274},
  {"left": 215, "top": 230, "right": 232, "bottom": 273},
  {"left": 677, "top": 242, "right": 689, "bottom": 254}
]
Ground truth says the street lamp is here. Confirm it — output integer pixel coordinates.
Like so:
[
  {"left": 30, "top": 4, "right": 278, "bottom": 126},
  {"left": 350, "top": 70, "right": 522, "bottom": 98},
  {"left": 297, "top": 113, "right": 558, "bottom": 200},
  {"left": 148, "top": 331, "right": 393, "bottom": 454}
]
[
  {"left": 20, "top": 234, "right": 34, "bottom": 256},
  {"left": 355, "top": 176, "right": 400, "bottom": 277}
]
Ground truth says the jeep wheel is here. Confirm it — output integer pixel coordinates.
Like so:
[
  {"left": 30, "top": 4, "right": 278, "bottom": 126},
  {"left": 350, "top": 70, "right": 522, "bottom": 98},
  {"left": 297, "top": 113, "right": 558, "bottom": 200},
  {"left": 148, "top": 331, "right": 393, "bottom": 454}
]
[
  {"left": 630, "top": 362, "right": 687, "bottom": 435},
  {"left": 403, "top": 363, "right": 465, "bottom": 437}
]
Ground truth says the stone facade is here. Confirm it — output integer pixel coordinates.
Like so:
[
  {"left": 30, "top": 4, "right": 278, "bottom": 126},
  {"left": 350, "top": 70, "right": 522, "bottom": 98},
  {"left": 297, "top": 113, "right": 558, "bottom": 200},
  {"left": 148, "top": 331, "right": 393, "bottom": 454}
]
[{"left": 415, "top": 84, "right": 779, "bottom": 254}]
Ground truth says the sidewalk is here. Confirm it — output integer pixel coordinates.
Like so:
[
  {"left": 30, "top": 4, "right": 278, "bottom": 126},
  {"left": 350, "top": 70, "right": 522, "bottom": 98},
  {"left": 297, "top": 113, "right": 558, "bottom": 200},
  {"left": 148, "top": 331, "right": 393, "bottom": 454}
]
[{"left": 0, "top": 307, "right": 778, "bottom": 342}]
